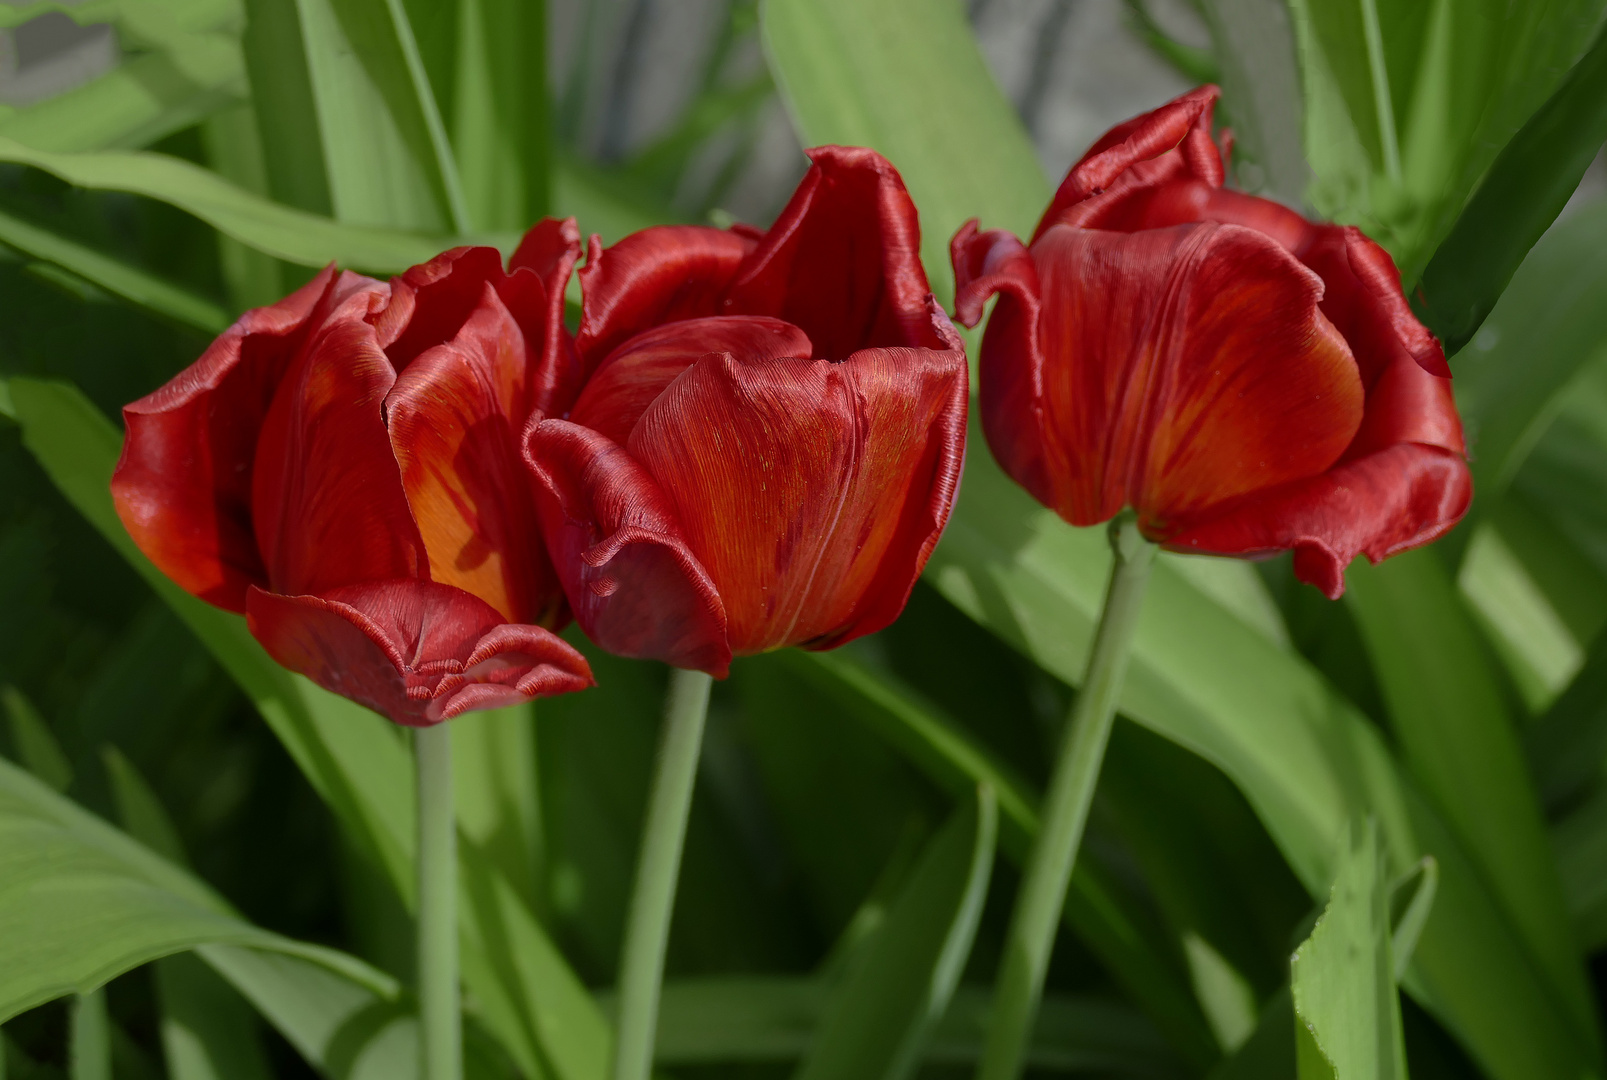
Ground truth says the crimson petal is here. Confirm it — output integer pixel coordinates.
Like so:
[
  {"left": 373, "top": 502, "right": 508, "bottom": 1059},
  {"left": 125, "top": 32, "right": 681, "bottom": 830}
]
[
  {"left": 246, "top": 580, "right": 593, "bottom": 726},
  {"left": 724, "top": 145, "right": 941, "bottom": 356},
  {"left": 524, "top": 419, "right": 730, "bottom": 675},
  {"left": 112, "top": 267, "right": 385, "bottom": 611}
]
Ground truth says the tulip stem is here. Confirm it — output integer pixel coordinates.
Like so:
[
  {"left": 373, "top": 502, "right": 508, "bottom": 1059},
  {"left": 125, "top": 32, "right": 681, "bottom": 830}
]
[
  {"left": 416, "top": 721, "right": 461, "bottom": 1080},
  {"left": 613, "top": 666, "right": 714, "bottom": 1080},
  {"left": 978, "top": 513, "right": 1156, "bottom": 1080}
]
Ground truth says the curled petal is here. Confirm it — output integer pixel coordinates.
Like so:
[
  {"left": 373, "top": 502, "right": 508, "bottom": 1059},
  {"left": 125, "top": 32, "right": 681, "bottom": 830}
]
[
  {"left": 575, "top": 227, "right": 757, "bottom": 370},
  {"left": 627, "top": 348, "right": 968, "bottom": 655},
  {"left": 112, "top": 266, "right": 385, "bottom": 611},
  {"left": 251, "top": 316, "right": 427, "bottom": 596},
  {"left": 1037, "top": 85, "right": 1222, "bottom": 239},
  {"left": 952, "top": 220, "right": 1057, "bottom": 511},
  {"left": 569, "top": 316, "right": 813, "bottom": 445},
  {"left": 507, "top": 217, "right": 584, "bottom": 417},
  {"left": 1026, "top": 222, "right": 1364, "bottom": 530},
  {"left": 246, "top": 581, "right": 593, "bottom": 727},
  {"left": 724, "top": 145, "right": 941, "bottom": 355},
  {"left": 386, "top": 283, "right": 561, "bottom": 625},
  {"left": 1163, "top": 444, "right": 1472, "bottom": 598},
  {"left": 374, "top": 246, "right": 507, "bottom": 368},
  {"left": 524, "top": 419, "right": 730, "bottom": 675}
]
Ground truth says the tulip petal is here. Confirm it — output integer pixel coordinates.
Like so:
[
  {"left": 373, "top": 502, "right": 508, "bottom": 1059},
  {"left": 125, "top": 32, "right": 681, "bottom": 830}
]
[
  {"left": 374, "top": 246, "right": 508, "bottom": 369},
  {"left": 952, "top": 220, "right": 1058, "bottom": 511},
  {"left": 386, "top": 282, "right": 561, "bottom": 626},
  {"left": 507, "top": 217, "right": 585, "bottom": 416},
  {"left": 1026, "top": 222, "right": 1364, "bottom": 530},
  {"left": 1163, "top": 443, "right": 1472, "bottom": 599},
  {"left": 112, "top": 267, "right": 386, "bottom": 610},
  {"left": 1037, "top": 85, "right": 1222, "bottom": 239},
  {"left": 723, "top": 146, "right": 942, "bottom": 356},
  {"left": 568, "top": 316, "right": 812, "bottom": 445},
  {"left": 575, "top": 226, "right": 757, "bottom": 369},
  {"left": 246, "top": 580, "right": 593, "bottom": 726},
  {"left": 251, "top": 315, "right": 427, "bottom": 596},
  {"left": 627, "top": 348, "right": 967, "bottom": 655},
  {"left": 524, "top": 419, "right": 731, "bottom": 675}
]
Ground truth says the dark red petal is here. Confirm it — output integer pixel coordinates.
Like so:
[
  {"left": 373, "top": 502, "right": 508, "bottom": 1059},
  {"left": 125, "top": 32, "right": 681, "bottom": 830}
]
[
  {"left": 373, "top": 246, "right": 508, "bottom": 370},
  {"left": 1036, "top": 85, "right": 1222, "bottom": 240},
  {"left": 723, "top": 145, "right": 942, "bottom": 356},
  {"left": 1163, "top": 444, "right": 1472, "bottom": 599},
  {"left": 951, "top": 220, "right": 1058, "bottom": 512},
  {"left": 505, "top": 217, "right": 584, "bottom": 417},
  {"left": 386, "top": 283, "right": 562, "bottom": 626},
  {"left": 627, "top": 348, "right": 967, "bottom": 655},
  {"left": 246, "top": 581, "right": 593, "bottom": 727},
  {"left": 1026, "top": 222, "right": 1363, "bottom": 530},
  {"left": 574, "top": 226, "right": 757, "bottom": 371},
  {"left": 251, "top": 315, "right": 428, "bottom": 596},
  {"left": 523, "top": 419, "right": 730, "bottom": 675},
  {"left": 111, "top": 267, "right": 385, "bottom": 611},
  {"left": 569, "top": 316, "right": 813, "bottom": 445}
]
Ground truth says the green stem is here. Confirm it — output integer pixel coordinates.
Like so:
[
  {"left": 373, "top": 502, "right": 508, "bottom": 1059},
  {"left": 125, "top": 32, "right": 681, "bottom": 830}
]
[
  {"left": 612, "top": 667, "right": 714, "bottom": 1080},
  {"left": 416, "top": 721, "right": 460, "bottom": 1080},
  {"left": 977, "top": 514, "right": 1156, "bottom": 1080}
]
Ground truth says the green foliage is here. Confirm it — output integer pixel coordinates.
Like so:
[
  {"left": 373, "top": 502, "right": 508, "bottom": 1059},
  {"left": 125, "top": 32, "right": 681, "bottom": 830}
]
[{"left": 0, "top": 0, "right": 1604, "bottom": 1075}]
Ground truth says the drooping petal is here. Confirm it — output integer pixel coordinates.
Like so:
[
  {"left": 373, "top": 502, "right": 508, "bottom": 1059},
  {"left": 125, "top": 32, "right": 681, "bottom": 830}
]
[
  {"left": 626, "top": 348, "right": 967, "bottom": 655},
  {"left": 568, "top": 316, "right": 813, "bottom": 445},
  {"left": 1163, "top": 443, "right": 1472, "bottom": 598},
  {"left": 1036, "top": 85, "right": 1222, "bottom": 240},
  {"left": 1027, "top": 222, "right": 1364, "bottom": 530},
  {"left": 111, "top": 266, "right": 386, "bottom": 611},
  {"left": 574, "top": 226, "right": 757, "bottom": 370},
  {"left": 251, "top": 315, "right": 428, "bottom": 596},
  {"left": 723, "top": 146, "right": 941, "bottom": 356},
  {"left": 246, "top": 580, "right": 593, "bottom": 726},
  {"left": 523, "top": 419, "right": 730, "bottom": 675},
  {"left": 506, "top": 217, "right": 584, "bottom": 417},
  {"left": 386, "top": 282, "right": 562, "bottom": 626},
  {"left": 373, "top": 246, "right": 508, "bottom": 369},
  {"left": 952, "top": 220, "right": 1057, "bottom": 511}
]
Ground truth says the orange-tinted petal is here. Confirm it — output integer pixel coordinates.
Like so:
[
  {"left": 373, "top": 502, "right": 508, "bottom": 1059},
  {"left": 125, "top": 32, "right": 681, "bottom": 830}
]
[
  {"left": 523, "top": 419, "right": 730, "bottom": 675},
  {"left": 246, "top": 580, "right": 592, "bottom": 726},
  {"left": 374, "top": 246, "right": 508, "bottom": 369},
  {"left": 112, "top": 266, "right": 385, "bottom": 611},
  {"left": 574, "top": 226, "right": 757, "bottom": 370},
  {"left": 627, "top": 347, "right": 967, "bottom": 655},
  {"left": 507, "top": 217, "right": 584, "bottom": 417},
  {"left": 723, "top": 146, "right": 942, "bottom": 356},
  {"left": 386, "top": 282, "right": 561, "bottom": 625},
  {"left": 568, "top": 316, "right": 812, "bottom": 445},
  {"left": 1026, "top": 221, "right": 1364, "bottom": 532},
  {"left": 251, "top": 314, "right": 427, "bottom": 596}
]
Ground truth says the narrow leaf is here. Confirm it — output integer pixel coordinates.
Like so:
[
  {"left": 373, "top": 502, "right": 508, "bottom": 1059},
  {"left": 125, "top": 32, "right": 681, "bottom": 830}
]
[
  {"left": 793, "top": 785, "right": 997, "bottom": 1080},
  {"left": 1, "top": 686, "right": 73, "bottom": 793}
]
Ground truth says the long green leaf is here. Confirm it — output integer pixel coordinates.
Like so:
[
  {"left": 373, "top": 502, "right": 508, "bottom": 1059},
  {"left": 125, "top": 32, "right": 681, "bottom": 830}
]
[
  {"left": 766, "top": 649, "right": 1218, "bottom": 1068},
  {"left": 1290, "top": 821, "right": 1407, "bottom": 1080},
  {"left": 793, "top": 785, "right": 996, "bottom": 1080},
  {"left": 0, "top": 137, "right": 453, "bottom": 273},
  {"left": 1527, "top": 630, "right": 1607, "bottom": 812},
  {"left": 1345, "top": 550, "right": 1597, "bottom": 1054},
  {"left": 1415, "top": 20, "right": 1607, "bottom": 353},
  {"left": 0, "top": 754, "right": 395, "bottom": 1022}
]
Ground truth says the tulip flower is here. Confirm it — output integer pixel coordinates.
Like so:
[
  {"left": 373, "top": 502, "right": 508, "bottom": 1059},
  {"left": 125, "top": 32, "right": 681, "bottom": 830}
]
[
  {"left": 111, "top": 219, "right": 595, "bottom": 727},
  {"left": 951, "top": 84, "right": 1470, "bottom": 599},
  {"left": 950, "top": 87, "right": 1470, "bottom": 1080},
  {"left": 525, "top": 147, "right": 968, "bottom": 1080},
  {"left": 524, "top": 146, "right": 969, "bottom": 679}
]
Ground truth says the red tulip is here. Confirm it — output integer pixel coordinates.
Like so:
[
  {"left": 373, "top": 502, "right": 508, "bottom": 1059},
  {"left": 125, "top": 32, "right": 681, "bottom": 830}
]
[
  {"left": 112, "top": 220, "right": 594, "bottom": 725},
  {"left": 950, "top": 86, "right": 1470, "bottom": 598},
  {"left": 523, "top": 148, "right": 969, "bottom": 676}
]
